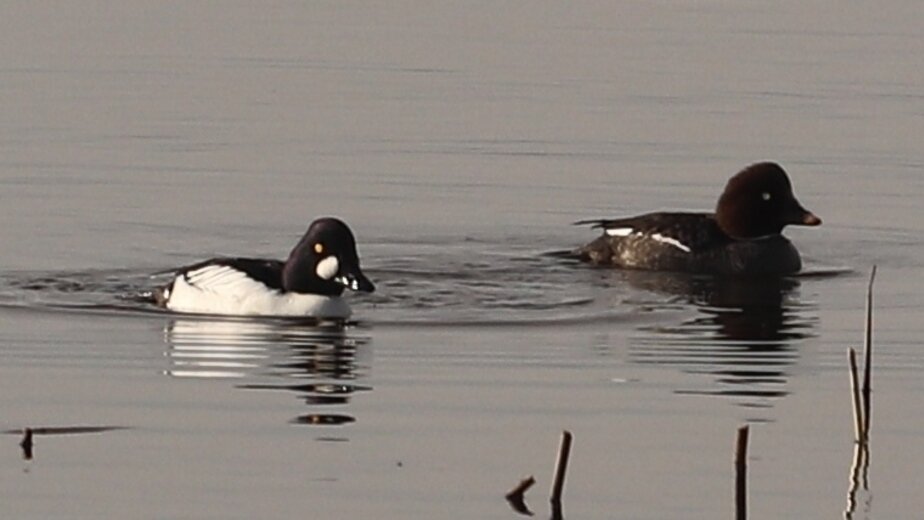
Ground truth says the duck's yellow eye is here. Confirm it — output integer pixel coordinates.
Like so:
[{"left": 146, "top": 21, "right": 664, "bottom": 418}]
[{"left": 314, "top": 243, "right": 324, "bottom": 254}]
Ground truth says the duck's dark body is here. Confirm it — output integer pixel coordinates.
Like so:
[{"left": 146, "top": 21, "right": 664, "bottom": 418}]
[
  {"left": 577, "top": 212, "right": 802, "bottom": 275},
  {"left": 575, "top": 163, "right": 820, "bottom": 275}
]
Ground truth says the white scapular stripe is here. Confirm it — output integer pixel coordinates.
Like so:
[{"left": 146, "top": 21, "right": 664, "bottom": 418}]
[
  {"left": 651, "top": 233, "right": 691, "bottom": 252},
  {"left": 605, "top": 227, "right": 634, "bottom": 237},
  {"left": 184, "top": 264, "right": 264, "bottom": 294}
]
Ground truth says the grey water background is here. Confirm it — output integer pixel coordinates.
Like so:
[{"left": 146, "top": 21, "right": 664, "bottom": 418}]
[{"left": 1, "top": 2, "right": 922, "bottom": 518}]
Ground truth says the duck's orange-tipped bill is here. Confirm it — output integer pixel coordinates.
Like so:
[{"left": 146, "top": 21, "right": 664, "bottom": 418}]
[{"left": 801, "top": 212, "right": 822, "bottom": 226}]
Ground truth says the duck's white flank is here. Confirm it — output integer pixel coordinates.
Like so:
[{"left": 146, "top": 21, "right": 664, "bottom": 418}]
[{"left": 165, "top": 264, "right": 351, "bottom": 318}]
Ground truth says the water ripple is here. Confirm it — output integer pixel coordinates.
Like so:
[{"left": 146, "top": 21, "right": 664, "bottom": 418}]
[{"left": 0, "top": 241, "right": 843, "bottom": 408}]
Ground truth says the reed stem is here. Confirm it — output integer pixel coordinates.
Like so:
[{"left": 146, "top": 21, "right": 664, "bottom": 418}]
[
  {"left": 735, "top": 425, "right": 749, "bottom": 520},
  {"left": 550, "top": 430, "right": 573, "bottom": 520},
  {"left": 848, "top": 348, "right": 865, "bottom": 444}
]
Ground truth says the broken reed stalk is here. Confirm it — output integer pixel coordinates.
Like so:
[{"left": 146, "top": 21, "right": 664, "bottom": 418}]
[
  {"left": 550, "top": 430, "right": 573, "bottom": 520},
  {"left": 20, "top": 427, "right": 34, "bottom": 461},
  {"left": 848, "top": 348, "right": 865, "bottom": 444},
  {"left": 505, "top": 476, "right": 536, "bottom": 516},
  {"left": 847, "top": 266, "right": 877, "bottom": 445},
  {"left": 506, "top": 475, "right": 536, "bottom": 500},
  {"left": 861, "top": 266, "right": 876, "bottom": 439},
  {"left": 735, "top": 425, "right": 749, "bottom": 520}
]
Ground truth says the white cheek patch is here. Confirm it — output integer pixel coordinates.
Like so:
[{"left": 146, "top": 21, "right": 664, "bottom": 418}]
[
  {"left": 605, "top": 227, "right": 634, "bottom": 237},
  {"left": 651, "top": 233, "right": 691, "bottom": 253},
  {"left": 315, "top": 256, "right": 340, "bottom": 280}
]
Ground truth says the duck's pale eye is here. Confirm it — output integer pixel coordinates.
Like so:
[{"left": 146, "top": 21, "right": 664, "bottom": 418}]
[
  {"left": 313, "top": 243, "right": 324, "bottom": 254},
  {"left": 761, "top": 192, "right": 771, "bottom": 201}
]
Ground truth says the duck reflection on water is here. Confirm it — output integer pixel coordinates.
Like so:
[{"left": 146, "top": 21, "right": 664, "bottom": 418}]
[
  {"left": 162, "top": 318, "right": 370, "bottom": 426},
  {"left": 623, "top": 271, "right": 816, "bottom": 406}
]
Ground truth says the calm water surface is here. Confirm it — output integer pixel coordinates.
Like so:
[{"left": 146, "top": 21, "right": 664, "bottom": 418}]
[{"left": 2, "top": 2, "right": 923, "bottom": 518}]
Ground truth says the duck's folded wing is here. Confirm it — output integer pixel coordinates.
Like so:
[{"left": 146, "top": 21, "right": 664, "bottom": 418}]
[
  {"left": 577, "top": 212, "right": 726, "bottom": 252},
  {"left": 575, "top": 214, "right": 658, "bottom": 233},
  {"left": 576, "top": 212, "right": 696, "bottom": 232},
  {"left": 180, "top": 259, "right": 284, "bottom": 294}
]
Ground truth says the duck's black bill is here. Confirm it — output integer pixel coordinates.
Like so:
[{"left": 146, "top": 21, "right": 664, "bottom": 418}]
[{"left": 335, "top": 270, "right": 375, "bottom": 293}]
